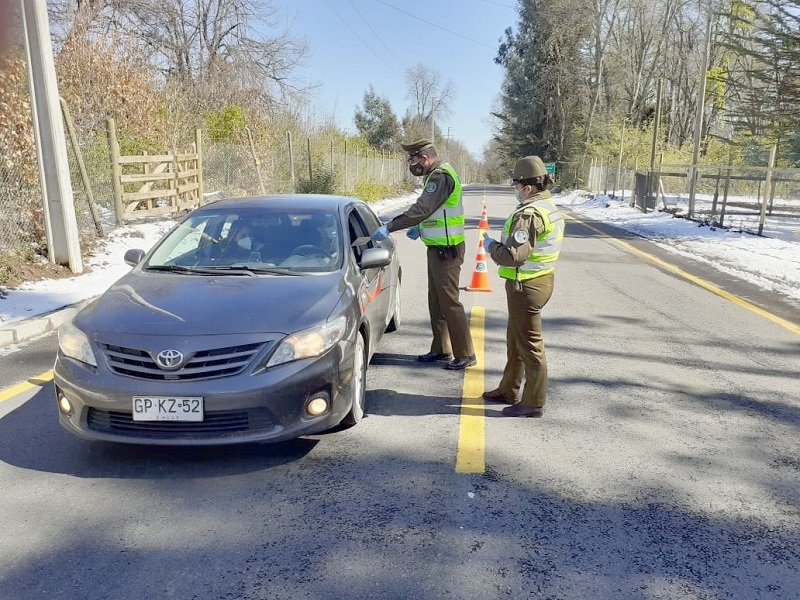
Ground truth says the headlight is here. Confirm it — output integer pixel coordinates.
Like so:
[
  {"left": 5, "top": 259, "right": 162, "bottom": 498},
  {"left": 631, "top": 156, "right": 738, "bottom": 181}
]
[
  {"left": 266, "top": 315, "right": 347, "bottom": 368},
  {"left": 58, "top": 322, "right": 97, "bottom": 367}
]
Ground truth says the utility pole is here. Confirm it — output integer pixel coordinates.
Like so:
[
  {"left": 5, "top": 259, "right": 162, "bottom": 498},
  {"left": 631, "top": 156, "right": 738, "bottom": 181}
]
[
  {"left": 688, "top": 15, "right": 713, "bottom": 218},
  {"left": 21, "top": 0, "right": 82, "bottom": 273}
]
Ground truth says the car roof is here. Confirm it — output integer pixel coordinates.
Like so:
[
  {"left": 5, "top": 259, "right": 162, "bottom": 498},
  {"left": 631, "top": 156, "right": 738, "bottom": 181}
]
[{"left": 201, "top": 194, "right": 367, "bottom": 213}]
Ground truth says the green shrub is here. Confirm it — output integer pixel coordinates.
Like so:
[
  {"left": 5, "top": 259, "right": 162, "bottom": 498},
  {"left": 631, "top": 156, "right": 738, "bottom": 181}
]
[
  {"left": 353, "top": 179, "right": 416, "bottom": 203},
  {"left": 297, "top": 168, "right": 337, "bottom": 194}
]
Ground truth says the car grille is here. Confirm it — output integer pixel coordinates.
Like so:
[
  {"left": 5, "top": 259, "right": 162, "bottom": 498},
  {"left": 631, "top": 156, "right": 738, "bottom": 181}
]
[
  {"left": 87, "top": 408, "right": 275, "bottom": 439},
  {"left": 99, "top": 342, "right": 264, "bottom": 381}
]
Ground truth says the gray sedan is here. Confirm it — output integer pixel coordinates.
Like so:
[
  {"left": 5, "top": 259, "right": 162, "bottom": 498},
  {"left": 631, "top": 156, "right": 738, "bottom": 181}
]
[{"left": 54, "top": 195, "right": 402, "bottom": 445}]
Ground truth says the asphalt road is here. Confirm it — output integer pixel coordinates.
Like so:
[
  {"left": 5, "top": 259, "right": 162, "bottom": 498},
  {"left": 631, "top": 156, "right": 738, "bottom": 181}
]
[{"left": 0, "top": 185, "right": 798, "bottom": 599}]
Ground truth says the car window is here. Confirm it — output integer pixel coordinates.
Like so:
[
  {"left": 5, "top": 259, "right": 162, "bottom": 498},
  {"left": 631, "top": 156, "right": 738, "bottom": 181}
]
[
  {"left": 147, "top": 209, "right": 342, "bottom": 273},
  {"left": 356, "top": 204, "right": 381, "bottom": 234},
  {"left": 347, "top": 206, "right": 382, "bottom": 281}
]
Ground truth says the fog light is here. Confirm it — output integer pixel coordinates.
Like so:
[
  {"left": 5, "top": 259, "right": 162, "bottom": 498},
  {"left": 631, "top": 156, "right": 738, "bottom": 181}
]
[
  {"left": 305, "top": 396, "right": 329, "bottom": 417},
  {"left": 57, "top": 393, "right": 73, "bottom": 415}
]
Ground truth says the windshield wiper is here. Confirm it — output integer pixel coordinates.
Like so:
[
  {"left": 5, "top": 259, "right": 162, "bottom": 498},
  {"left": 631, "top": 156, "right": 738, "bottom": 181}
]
[
  {"left": 146, "top": 265, "right": 254, "bottom": 276},
  {"left": 234, "top": 266, "right": 303, "bottom": 276},
  {"left": 147, "top": 264, "right": 303, "bottom": 276}
]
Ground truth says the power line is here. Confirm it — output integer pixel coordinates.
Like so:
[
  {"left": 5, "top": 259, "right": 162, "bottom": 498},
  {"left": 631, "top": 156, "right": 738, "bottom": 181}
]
[
  {"left": 346, "top": 0, "right": 406, "bottom": 72},
  {"left": 320, "top": 0, "right": 403, "bottom": 78},
  {"left": 371, "top": 0, "right": 498, "bottom": 50},
  {"left": 477, "top": 0, "right": 517, "bottom": 9}
]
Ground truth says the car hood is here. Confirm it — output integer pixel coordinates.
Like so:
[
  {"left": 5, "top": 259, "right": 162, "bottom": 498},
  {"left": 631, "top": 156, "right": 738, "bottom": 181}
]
[{"left": 74, "top": 270, "right": 347, "bottom": 336}]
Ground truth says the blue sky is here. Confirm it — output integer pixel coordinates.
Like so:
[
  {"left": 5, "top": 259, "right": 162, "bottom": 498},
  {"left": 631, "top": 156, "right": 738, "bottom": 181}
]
[{"left": 270, "top": 0, "right": 518, "bottom": 159}]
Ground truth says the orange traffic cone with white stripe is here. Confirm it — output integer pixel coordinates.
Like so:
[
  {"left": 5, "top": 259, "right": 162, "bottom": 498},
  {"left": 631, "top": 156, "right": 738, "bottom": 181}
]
[
  {"left": 466, "top": 233, "right": 492, "bottom": 292},
  {"left": 478, "top": 204, "right": 489, "bottom": 232}
]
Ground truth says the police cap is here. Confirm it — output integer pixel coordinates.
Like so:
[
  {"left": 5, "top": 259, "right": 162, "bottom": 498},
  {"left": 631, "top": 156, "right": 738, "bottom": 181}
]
[
  {"left": 401, "top": 138, "right": 434, "bottom": 157},
  {"left": 512, "top": 156, "right": 548, "bottom": 182}
]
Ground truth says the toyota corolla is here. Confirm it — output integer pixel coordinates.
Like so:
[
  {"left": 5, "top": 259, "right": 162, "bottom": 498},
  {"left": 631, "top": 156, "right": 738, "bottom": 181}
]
[{"left": 54, "top": 194, "right": 402, "bottom": 445}]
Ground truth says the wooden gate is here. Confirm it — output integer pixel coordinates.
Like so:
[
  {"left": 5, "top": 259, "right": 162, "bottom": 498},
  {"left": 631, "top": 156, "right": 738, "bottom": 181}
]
[{"left": 106, "top": 119, "right": 204, "bottom": 224}]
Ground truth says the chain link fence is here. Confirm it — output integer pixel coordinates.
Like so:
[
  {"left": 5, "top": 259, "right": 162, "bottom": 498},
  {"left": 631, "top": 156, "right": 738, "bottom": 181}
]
[{"left": 0, "top": 165, "right": 43, "bottom": 256}]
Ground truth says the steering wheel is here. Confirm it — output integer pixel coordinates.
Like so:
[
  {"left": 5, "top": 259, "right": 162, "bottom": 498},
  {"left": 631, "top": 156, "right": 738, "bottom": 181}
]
[{"left": 290, "top": 244, "right": 332, "bottom": 259}]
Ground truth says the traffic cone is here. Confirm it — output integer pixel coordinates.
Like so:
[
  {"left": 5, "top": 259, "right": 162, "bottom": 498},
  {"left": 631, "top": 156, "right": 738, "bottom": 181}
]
[
  {"left": 478, "top": 204, "right": 489, "bottom": 231},
  {"left": 466, "top": 234, "right": 492, "bottom": 292}
]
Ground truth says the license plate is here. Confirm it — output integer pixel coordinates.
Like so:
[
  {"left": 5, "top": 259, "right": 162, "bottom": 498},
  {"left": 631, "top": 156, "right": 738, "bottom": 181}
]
[{"left": 132, "top": 396, "right": 204, "bottom": 421}]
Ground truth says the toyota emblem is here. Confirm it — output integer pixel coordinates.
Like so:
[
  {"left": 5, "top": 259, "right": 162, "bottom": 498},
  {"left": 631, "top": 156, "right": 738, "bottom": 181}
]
[{"left": 155, "top": 349, "right": 184, "bottom": 370}]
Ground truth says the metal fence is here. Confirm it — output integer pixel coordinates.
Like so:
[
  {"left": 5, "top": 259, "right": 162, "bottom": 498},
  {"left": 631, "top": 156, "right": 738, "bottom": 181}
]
[{"left": 587, "top": 161, "right": 800, "bottom": 239}]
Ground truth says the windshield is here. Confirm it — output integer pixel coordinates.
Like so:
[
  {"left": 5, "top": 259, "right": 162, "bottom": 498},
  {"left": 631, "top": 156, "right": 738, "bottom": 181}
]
[{"left": 146, "top": 207, "right": 343, "bottom": 273}]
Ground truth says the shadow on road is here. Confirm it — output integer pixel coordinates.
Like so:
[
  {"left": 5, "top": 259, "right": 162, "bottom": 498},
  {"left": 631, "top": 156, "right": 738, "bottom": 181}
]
[{"left": 0, "top": 386, "right": 317, "bottom": 478}]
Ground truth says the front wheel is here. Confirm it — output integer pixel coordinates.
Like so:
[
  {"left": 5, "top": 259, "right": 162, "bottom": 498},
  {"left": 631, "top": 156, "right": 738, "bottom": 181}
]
[{"left": 341, "top": 333, "right": 366, "bottom": 427}]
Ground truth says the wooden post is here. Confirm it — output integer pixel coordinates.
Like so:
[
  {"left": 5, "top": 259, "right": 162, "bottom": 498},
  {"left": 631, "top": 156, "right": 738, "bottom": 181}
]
[
  {"left": 758, "top": 144, "right": 777, "bottom": 236},
  {"left": 171, "top": 147, "right": 178, "bottom": 214},
  {"left": 614, "top": 121, "right": 625, "bottom": 199},
  {"left": 143, "top": 150, "right": 151, "bottom": 211},
  {"left": 60, "top": 97, "right": 103, "bottom": 236},
  {"left": 287, "top": 130, "right": 295, "bottom": 192},
  {"left": 106, "top": 118, "right": 124, "bottom": 224},
  {"left": 245, "top": 127, "right": 265, "bottom": 195},
  {"left": 307, "top": 137, "right": 313, "bottom": 185},
  {"left": 344, "top": 140, "right": 348, "bottom": 192},
  {"left": 195, "top": 128, "right": 204, "bottom": 205}
]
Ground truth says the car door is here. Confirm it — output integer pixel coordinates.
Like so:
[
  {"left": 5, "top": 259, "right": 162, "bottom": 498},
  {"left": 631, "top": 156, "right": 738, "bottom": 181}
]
[{"left": 345, "top": 205, "right": 392, "bottom": 349}]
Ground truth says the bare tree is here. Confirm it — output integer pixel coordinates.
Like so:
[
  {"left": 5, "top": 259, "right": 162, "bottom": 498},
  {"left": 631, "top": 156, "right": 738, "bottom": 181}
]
[
  {"left": 404, "top": 63, "right": 455, "bottom": 142},
  {"left": 49, "top": 0, "right": 308, "bottom": 110}
]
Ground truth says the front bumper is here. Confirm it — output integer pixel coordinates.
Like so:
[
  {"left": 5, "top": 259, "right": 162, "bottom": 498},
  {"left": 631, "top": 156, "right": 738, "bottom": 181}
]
[{"left": 54, "top": 342, "right": 356, "bottom": 446}]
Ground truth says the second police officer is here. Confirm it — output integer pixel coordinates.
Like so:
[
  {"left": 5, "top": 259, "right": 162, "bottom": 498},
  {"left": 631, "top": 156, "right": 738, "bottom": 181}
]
[{"left": 482, "top": 156, "right": 564, "bottom": 417}]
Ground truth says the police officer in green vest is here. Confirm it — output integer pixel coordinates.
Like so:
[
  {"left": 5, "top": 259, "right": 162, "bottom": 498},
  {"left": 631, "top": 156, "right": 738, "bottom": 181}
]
[
  {"left": 371, "top": 139, "right": 476, "bottom": 370},
  {"left": 481, "top": 156, "right": 564, "bottom": 416}
]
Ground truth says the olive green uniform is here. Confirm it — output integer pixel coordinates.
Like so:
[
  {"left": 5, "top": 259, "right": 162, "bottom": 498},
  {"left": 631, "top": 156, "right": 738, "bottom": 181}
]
[
  {"left": 386, "top": 161, "right": 475, "bottom": 359},
  {"left": 486, "top": 190, "right": 556, "bottom": 408}
]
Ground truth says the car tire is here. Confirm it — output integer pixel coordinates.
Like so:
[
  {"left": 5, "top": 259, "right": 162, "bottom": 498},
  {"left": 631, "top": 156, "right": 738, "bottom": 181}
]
[
  {"left": 341, "top": 332, "right": 366, "bottom": 427},
  {"left": 385, "top": 278, "right": 402, "bottom": 333}
]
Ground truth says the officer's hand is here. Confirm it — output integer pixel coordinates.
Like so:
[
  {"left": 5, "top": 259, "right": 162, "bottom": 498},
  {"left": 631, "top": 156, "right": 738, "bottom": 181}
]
[
  {"left": 483, "top": 235, "right": 498, "bottom": 250},
  {"left": 371, "top": 224, "right": 390, "bottom": 241},
  {"left": 406, "top": 226, "right": 420, "bottom": 240}
]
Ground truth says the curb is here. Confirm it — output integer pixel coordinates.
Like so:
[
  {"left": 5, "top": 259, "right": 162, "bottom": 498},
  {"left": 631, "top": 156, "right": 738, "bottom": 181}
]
[{"left": 0, "top": 299, "right": 92, "bottom": 350}]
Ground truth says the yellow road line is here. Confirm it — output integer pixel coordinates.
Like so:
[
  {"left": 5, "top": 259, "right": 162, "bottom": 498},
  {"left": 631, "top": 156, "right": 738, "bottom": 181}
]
[
  {"left": 568, "top": 214, "right": 800, "bottom": 336},
  {"left": 456, "top": 306, "right": 486, "bottom": 474},
  {"left": 0, "top": 370, "right": 54, "bottom": 404}
]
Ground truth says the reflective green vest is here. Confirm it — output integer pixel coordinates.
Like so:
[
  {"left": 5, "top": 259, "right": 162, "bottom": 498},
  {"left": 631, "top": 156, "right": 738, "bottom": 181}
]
[
  {"left": 498, "top": 194, "right": 564, "bottom": 281},
  {"left": 419, "top": 163, "right": 465, "bottom": 247}
]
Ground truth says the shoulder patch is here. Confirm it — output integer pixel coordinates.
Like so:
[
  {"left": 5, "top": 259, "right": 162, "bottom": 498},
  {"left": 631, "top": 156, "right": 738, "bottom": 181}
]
[
  {"left": 425, "top": 181, "right": 438, "bottom": 194},
  {"left": 513, "top": 229, "right": 530, "bottom": 244}
]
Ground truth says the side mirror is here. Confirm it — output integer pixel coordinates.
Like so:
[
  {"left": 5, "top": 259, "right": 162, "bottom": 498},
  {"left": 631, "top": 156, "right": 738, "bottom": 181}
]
[
  {"left": 359, "top": 247, "right": 392, "bottom": 269},
  {"left": 124, "top": 249, "right": 146, "bottom": 267}
]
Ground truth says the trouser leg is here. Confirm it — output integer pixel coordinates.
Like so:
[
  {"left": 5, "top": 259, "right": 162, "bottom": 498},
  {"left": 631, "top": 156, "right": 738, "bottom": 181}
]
[
  {"left": 498, "top": 280, "right": 524, "bottom": 396},
  {"left": 429, "top": 244, "right": 474, "bottom": 358},
  {"left": 427, "top": 251, "right": 450, "bottom": 355},
  {"left": 517, "top": 273, "right": 554, "bottom": 408}
]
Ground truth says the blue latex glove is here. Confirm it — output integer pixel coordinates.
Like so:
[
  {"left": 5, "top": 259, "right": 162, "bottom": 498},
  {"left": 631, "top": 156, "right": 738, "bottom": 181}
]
[
  {"left": 406, "top": 226, "right": 420, "bottom": 240},
  {"left": 483, "top": 235, "right": 498, "bottom": 250},
  {"left": 371, "top": 224, "right": 390, "bottom": 241}
]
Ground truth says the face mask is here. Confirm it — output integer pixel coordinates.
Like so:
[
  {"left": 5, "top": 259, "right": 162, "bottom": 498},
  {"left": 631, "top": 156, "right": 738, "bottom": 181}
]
[
  {"left": 514, "top": 188, "right": 524, "bottom": 204},
  {"left": 409, "top": 163, "right": 425, "bottom": 177},
  {"left": 236, "top": 237, "right": 251, "bottom": 250},
  {"left": 322, "top": 226, "right": 336, "bottom": 240}
]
